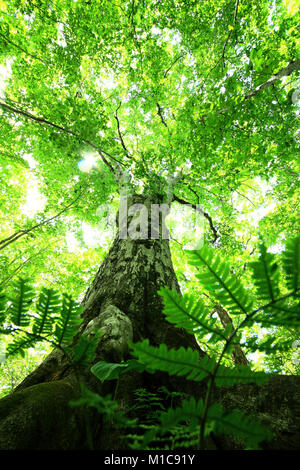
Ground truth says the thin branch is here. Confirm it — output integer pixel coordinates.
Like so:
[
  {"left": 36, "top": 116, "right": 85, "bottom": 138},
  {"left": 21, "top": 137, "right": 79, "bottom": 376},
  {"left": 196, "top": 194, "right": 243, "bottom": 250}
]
[
  {"left": 0, "top": 99, "right": 123, "bottom": 176},
  {"left": 0, "top": 248, "right": 48, "bottom": 287},
  {"left": 172, "top": 194, "right": 219, "bottom": 243},
  {"left": 0, "top": 192, "right": 83, "bottom": 251},
  {"left": 163, "top": 54, "right": 186, "bottom": 78},
  {"left": 0, "top": 32, "right": 46, "bottom": 65},
  {"left": 234, "top": 189, "right": 256, "bottom": 206},
  {"left": 114, "top": 103, "right": 131, "bottom": 157},
  {"left": 200, "top": 59, "right": 300, "bottom": 120},
  {"left": 156, "top": 102, "right": 168, "bottom": 128}
]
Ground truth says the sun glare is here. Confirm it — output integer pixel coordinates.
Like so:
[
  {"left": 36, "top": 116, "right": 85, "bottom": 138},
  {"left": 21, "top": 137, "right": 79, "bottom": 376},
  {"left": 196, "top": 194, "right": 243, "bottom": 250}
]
[{"left": 77, "top": 152, "right": 98, "bottom": 172}]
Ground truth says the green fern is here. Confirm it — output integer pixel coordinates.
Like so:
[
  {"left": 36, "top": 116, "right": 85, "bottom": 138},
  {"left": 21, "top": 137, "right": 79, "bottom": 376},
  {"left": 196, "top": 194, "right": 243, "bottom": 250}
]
[
  {"left": 72, "top": 333, "right": 102, "bottom": 366},
  {"left": 8, "top": 278, "right": 35, "bottom": 326},
  {"left": 159, "top": 397, "right": 273, "bottom": 449},
  {"left": 54, "top": 294, "right": 82, "bottom": 346},
  {"left": 158, "top": 286, "right": 226, "bottom": 342},
  {"left": 282, "top": 237, "right": 300, "bottom": 292},
  {"left": 2, "top": 281, "right": 86, "bottom": 359},
  {"left": 253, "top": 301, "right": 300, "bottom": 327},
  {"left": 32, "top": 287, "right": 61, "bottom": 336},
  {"left": 249, "top": 242, "right": 280, "bottom": 302},
  {"left": 187, "top": 245, "right": 253, "bottom": 315},
  {"left": 130, "top": 339, "right": 267, "bottom": 386}
]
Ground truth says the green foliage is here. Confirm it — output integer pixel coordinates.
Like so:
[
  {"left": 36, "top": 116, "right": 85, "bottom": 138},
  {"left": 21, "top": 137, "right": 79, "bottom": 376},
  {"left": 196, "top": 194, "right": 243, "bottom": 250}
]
[
  {"left": 159, "top": 397, "right": 273, "bottom": 450},
  {"left": 54, "top": 294, "right": 82, "bottom": 347},
  {"left": 0, "top": 0, "right": 299, "bottom": 450},
  {"left": 158, "top": 286, "right": 225, "bottom": 343},
  {"left": 7, "top": 278, "right": 35, "bottom": 326},
  {"left": 70, "top": 385, "right": 120, "bottom": 420},
  {"left": 70, "top": 385, "right": 136, "bottom": 429},
  {"left": 32, "top": 287, "right": 61, "bottom": 336},
  {"left": 0, "top": 289, "right": 5, "bottom": 326},
  {"left": 91, "top": 361, "right": 129, "bottom": 383},
  {"left": 130, "top": 339, "right": 267, "bottom": 387},
  {"left": 0, "top": 278, "right": 83, "bottom": 358},
  {"left": 187, "top": 245, "right": 254, "bottom": 315},
  {"left": 90, "top": 358, "right": 151, "bottom": 383},
  {"left": 250, "top": 242, "right": 280, "bottom": 302},
  {"left": 126, "top": 236, "right": 299, "bottom": 448},
  {"left": 282, "top": 237, "right": 300, "bottom": 292}
]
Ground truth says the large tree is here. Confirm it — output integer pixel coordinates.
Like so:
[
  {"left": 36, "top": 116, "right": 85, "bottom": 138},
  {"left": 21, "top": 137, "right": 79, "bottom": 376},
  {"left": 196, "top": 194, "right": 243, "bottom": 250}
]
[{"left": 0, "top": 0, "right": 299, "bottom": 450}]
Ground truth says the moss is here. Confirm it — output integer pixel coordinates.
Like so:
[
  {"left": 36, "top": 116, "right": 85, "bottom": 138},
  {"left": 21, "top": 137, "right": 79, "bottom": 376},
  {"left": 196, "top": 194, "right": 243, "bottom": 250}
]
[{"left": 0, "top": 380, "right": 85, "bottom": 449}]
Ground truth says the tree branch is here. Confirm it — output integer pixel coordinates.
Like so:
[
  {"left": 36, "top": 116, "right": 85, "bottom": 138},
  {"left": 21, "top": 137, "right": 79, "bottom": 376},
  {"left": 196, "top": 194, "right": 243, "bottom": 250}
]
[
  {"left": 200, "top": 59, "right": 300, "bottom": 120},
  {"left": 0, "top": 192, "right": 83, "bottom": 251},
  {"left": 0, "top": 99, "right": 123, "bottom": 176},
  {"left": 172, "top": 194, "right": 219, "bottom": 243},
  {"left": 114, "top": 103, "right": 131, "bottom": 157},
  {"left": 0, "top": 32, "right": 46, "bottom": 65},
  {"left": 156, "top": 102, "right": 168, "bottom": 128},
  {"left": 163, "top": 54, "right": 186, "bottom": 78},
  {"left": 221, "top": 0, "right": 240, "bottom": 62}
]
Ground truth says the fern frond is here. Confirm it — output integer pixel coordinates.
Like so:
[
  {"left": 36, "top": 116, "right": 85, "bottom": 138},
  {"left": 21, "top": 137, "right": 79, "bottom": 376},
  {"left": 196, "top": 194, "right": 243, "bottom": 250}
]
[
  {"left": 160, "top": 398, "right": 273, "bottom": 448},
  {"left": 72, "top": 334, "right": 101, "bottom": 365},
  {"left": 242, "top": 335, "right": 294, "bottom": 354},
  {"left": 54, "top": 294, "right": 82, "bottom": 346},
  {"left": 131, "top": 339, "right": 214, "bottom": 382},
  {"left": 254, "top": 301, "right": 300, "bottom": 327},
  {"left": 207, "top": 403, "right": 273, "bottom": 448},
  {"left": 7, "top": 331, "right": 38, "bottom": 357},
  {"left": 131, "top": 340, "right": 267, "bottom": 386},
  {"left": 158, "top": 286, "right": 226, "bottom": 342},
  {"left": 249, "top": 242, "right": 280, "bottom": 302},
  {"left": 8, "top": 278, "right": 35, "bottom": 326},
  {"left": 32, "top": 287, "right": 61, "bottom": 336},
  {"left": 187, "top": 246, "right": 253, "bottom": 315},
  {"left": 160, "top": 396, "right": 204, "bottom": 431},
  {"left": 214, "top": 363, "right": 268, "bottom": 386},
  {"left": 282, "top": 237, "right": 300, "bottom": 292}
]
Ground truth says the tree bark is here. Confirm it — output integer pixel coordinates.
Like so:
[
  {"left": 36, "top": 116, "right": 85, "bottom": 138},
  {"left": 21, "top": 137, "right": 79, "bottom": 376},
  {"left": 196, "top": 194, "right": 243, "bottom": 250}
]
[{"left": 0, "top": 194, "right": 299, "bottom": 450}]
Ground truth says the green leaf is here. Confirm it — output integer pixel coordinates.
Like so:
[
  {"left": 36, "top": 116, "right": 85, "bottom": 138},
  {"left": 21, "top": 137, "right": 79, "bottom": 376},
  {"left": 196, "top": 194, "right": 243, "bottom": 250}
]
[
  {"left": 207, "top": 403, "right": 273, "bottom": 448},
  {"left": 131, "top": 339, "right": 213, "bottom": 382},
  {"left": 158, "top": 286, "right": 226, "bottom": 342},
  {"left": 249, "top": 242, "right": 280, "bottom": 302},
  {"left": 0, "top": 289, "right": 6, "bottom": 325},
  {"left": 160, "top": 398, "right": 273, "bottom": 448},
  {"left": 7, "top": 331, "right": 38, "bottom": 357},
  {"left": 131, "top": 339, "right": 268, "bottom": 386},
  {"left": 32, "top": 287, "right": 61, "bottom": 336},
  {"left": 91, "top": 361, "right": 129, "bottom": 382},
  {"left": 54, "top": 294, "right": 82, "bottom": 346},
  {"left": 282, "top": 237, "right": 300, "bottom": 292},
  {"left": 8, "top": 278, "right": 35, "bottom": 327}
]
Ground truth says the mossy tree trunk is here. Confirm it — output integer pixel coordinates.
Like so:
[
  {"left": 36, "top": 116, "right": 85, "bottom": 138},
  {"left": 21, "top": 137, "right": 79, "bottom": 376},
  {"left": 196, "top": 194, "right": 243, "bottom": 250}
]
[{"left": 0, "top": 194, "right": 299, "bottom": 450}]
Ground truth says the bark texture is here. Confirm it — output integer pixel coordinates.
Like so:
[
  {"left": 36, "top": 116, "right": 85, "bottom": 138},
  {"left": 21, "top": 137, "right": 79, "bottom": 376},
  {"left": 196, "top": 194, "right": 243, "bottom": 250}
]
[{"left": 0, "top": 194, "right": 299, "bottom": 450}]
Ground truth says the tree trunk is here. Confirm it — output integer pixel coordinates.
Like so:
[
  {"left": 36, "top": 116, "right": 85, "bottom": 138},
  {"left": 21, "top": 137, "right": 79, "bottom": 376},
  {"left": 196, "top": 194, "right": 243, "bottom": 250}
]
[{"left": 0, "top": 194, "right": 299, "bottom": 450}]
